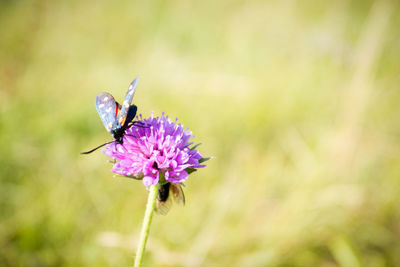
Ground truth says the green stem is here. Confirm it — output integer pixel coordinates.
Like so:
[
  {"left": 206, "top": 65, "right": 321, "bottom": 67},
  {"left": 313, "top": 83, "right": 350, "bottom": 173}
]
[{"left": 134, "top": 184, "right": 158, "bottom": 267}]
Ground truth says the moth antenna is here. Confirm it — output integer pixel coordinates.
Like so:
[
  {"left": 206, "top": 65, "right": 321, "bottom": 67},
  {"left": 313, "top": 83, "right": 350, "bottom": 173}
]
[
  {"left": 81, "top": 141, "right": 114, "bottom": 154},
  {"left": 132, "top": 121, "right": 150, "bottom": 128}
]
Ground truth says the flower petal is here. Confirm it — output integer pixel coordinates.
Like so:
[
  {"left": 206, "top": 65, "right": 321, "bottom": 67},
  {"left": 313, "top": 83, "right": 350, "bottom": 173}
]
[{"left": 102, "top": 113, "right": 206, "bottom": 186}]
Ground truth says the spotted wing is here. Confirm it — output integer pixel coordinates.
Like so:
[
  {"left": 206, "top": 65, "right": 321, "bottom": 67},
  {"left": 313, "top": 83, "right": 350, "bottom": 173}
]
[
  {"left": 95, "top": 92, "right": 120, "bottom": 133},
  {"left": 117, "top": 77, "right": 139, "bottom": 126}
]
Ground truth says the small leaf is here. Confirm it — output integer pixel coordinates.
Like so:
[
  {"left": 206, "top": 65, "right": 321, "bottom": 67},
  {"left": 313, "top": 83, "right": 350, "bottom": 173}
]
[
  {"left": 186, "top": 168, "right": 198, "bottom": 174},
  {"left": 199, "top": 157, "right": 211, "bottom": 163},
  {"left": 190, "top": 143, "right": 202, "bottom": 150}
]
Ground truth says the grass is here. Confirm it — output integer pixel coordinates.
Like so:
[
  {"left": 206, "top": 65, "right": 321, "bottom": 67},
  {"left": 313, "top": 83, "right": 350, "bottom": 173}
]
[{"left": 1, "top": 0, "right": 400, "bottom": 266}]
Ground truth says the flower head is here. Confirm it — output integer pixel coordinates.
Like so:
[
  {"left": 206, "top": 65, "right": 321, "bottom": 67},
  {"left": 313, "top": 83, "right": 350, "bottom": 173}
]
[{"left": 103, "top": 113, "right": 206, "bottom": 187}]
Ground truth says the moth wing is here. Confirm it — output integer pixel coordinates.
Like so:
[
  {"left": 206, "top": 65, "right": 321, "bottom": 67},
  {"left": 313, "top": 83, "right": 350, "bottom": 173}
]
[
  {"left": 95, "top": 92, "right": 120, "bottom": 133},
  {"left": 155, "top": 197, "right": 173, "bottom": 215},
  {"left": 117, "top": 77, "right": 139, "bottom": 126},
  {"left": 171, "top": 184, "right": 185, "bottom": 206}
]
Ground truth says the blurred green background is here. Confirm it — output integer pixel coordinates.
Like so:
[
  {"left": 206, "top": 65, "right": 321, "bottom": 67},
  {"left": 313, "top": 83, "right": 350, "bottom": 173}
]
[{"left": 1, "top": 0, "right": 400, "bottom": 266}]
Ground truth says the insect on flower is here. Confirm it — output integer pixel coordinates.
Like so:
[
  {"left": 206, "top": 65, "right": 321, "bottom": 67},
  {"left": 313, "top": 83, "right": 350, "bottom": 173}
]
[
  {"left": 155, "top": 182, "right": 185, "bottom": 215},
  {"left": 81, "top": 77, "right": 144, "bottom": 154}
]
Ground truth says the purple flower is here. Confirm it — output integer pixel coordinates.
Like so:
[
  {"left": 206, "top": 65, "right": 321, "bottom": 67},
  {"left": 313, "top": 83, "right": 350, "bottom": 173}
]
[{"left": 103, "top": 113, "right": 206, "bottom": 187}]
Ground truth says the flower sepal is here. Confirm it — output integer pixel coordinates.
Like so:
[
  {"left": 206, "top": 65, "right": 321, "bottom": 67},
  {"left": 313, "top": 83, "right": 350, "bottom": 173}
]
[{"left": 199, "top": 157, "right": 211, "bottom": 164}]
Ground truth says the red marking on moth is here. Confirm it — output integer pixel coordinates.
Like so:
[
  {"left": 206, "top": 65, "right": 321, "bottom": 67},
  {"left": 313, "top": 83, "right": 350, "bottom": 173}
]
[
  {"left": 119, "top": 116, "right": 126, "bottom": 126},
  {"left": 115, "top": 106, "right": 119, "bottom": 117}
]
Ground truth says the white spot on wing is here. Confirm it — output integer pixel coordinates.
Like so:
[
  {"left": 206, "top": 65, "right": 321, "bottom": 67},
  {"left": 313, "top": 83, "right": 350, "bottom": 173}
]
[
  {"left": 99, "top": 103, "right": 105, "bottom": 108},
  {"left": 103, "top": 96, "right": 109, "bottom": 102},
  {"left": 123, "top": 101, "right": 129, "bottom": 108},
  {"left": 106, "top": 107, "right": 112, "bottom": 113},
  {"left": 101, "top": 113, "right": 106, "bottom": 119}
]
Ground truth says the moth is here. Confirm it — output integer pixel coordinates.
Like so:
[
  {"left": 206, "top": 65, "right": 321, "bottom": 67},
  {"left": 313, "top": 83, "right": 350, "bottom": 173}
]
[{"left": 81, "top": 77, "right": 141, "bottom": 154}]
